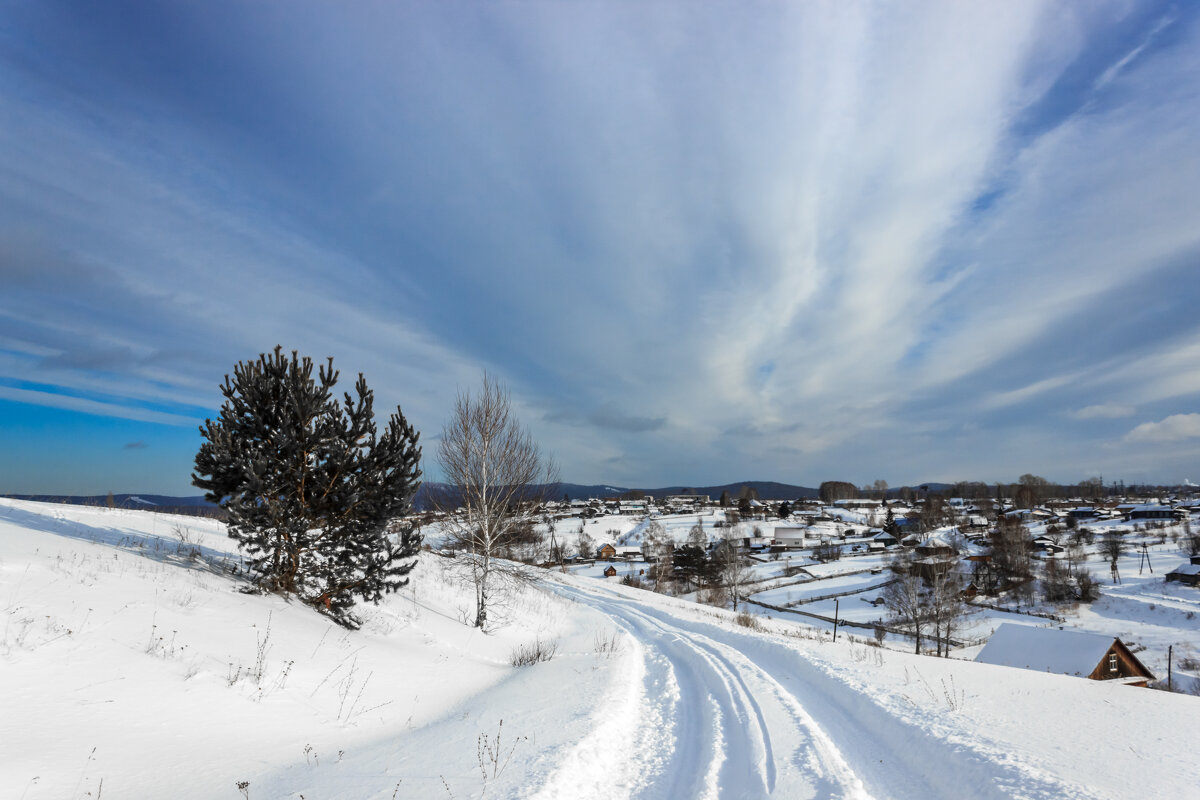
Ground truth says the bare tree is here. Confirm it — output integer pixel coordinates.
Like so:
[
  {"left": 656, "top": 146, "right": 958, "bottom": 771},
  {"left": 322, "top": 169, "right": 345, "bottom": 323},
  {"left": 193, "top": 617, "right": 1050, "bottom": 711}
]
[
  {"left": 918, "top": 494, "right": 950, "bottom": 532},
  {"left": 1041, "top": 557, "right": 1074, "bottom": 604},
  {"left": 716, "top": 524, "right": 752, "bottom": 611},
  {"left": 1100, "top": 529, "right": 1124, "bottom": 584},
  {"left": 990, "top": 515, "right": 1033, "bottom": 593},
  {"left": 883, "top": 553, "right": 927, "bottom": 654},
  {"left": 819, "top": 481, "right": 857, "bottom": 504},
  {"left": 926, "top": 564, "right": 969, "bottom": 657},
  {"left": 436, "top": 373, "right": 558, "bottom": 629},
  {"left": 812, "top": 541, "right": 843, "bottom": 563},
  {"left": 641, "top": 519, "right": 673, "bottom": 592},
  {"left": 1183, "top": 516, "right": 1200, "bottom": 556},
  {"left": 575, "top": 528, "right": 596, "bottom": 561}
]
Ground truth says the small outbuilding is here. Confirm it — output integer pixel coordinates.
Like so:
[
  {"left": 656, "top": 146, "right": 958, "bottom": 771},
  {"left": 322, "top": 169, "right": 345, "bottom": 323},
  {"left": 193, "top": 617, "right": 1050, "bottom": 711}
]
[
  {"left": 1166, "top": 558, "right": 1200, "bottom": 587},
  {"left": 975, "top": 624, "right": 1154, "bottom": 687},
  {"left": 602, "top": 565, "right": 618, "bottom": 578}
]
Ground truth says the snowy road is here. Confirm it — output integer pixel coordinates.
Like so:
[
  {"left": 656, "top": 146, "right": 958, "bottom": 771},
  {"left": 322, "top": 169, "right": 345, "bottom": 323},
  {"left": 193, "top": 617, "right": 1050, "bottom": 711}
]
[{"left": 541, "top": 578, "right": 1099, "bottom": 800}]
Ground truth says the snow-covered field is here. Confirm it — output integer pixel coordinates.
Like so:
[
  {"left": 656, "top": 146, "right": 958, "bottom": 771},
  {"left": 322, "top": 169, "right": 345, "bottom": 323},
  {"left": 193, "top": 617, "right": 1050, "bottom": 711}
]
[
  {"left": 4, "top": 498, "right": 1200, "bottom": 799},
  {"left": 752, "top": 571, "right": 891, "bottom": 607}
]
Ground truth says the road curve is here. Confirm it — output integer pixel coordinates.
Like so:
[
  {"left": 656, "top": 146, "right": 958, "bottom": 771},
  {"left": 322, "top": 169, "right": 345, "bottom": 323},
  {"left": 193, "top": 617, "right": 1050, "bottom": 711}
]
[{"left": 539, "top": 577, "right": 1100, "bottom": 800}]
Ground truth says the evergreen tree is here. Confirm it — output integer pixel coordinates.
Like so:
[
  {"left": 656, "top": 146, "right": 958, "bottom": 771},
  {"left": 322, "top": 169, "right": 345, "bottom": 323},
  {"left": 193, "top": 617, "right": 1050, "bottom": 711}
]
[
  {"left": 192, "top": 346, "right": 422, "bottom": 628},
  {"left": 673, "top": 545, "right": 709, "bottom": 591}
]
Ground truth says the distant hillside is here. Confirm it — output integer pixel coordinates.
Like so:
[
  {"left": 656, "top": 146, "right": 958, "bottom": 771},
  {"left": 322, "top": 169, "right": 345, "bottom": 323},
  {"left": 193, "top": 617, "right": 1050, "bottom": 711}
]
[
  {"left": 643, "top": 481, "right": 819, "bottom": 500},
  {"left": 2, "top": 493, "right": 223, "bottom": 518},
  {"left": 6, "top": 479, "right": 955, "bottom": 514}
]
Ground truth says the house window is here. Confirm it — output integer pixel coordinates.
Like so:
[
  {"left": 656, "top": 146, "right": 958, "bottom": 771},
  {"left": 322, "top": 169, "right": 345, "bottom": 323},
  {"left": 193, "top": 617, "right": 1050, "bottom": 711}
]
[{"left": 1109, "top": 653, "right": 1118, "bottom": 673}]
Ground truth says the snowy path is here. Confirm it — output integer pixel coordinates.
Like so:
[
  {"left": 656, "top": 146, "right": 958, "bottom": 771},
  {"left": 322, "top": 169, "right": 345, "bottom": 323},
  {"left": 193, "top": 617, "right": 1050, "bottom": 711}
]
[{"left": 542, "top": 578, "right": 1099, "bottom": 800}]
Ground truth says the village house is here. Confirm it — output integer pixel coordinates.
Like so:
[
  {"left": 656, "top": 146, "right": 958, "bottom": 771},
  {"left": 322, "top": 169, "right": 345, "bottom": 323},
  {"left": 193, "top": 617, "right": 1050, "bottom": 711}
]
[
  {"left": 1166, "top": 555, "right": 1200, "bottom": 587},
  {"left": 1123, "top": 504, "right": 1177, "bottom": 521},
  {"left": 771, "top": 526, "right": 811, "bottom": 550},
  {"left": 975, "top": 624, "right": 1155, "bottom": 687},
  {"left": 833, "top": 498, "right": 884, "bottom": 511}
]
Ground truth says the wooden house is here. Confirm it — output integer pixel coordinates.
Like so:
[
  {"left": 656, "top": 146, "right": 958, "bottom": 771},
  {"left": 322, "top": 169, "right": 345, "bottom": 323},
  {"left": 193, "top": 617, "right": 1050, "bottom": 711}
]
[
  {"left": 975, "top": 624, "right": 1154, "bottom": 687},
  {"left": 602, "top": 565, "right": 618, "bottom": 578},
  {"left": 1166, "top": 555, "right": 1200, "bottom": 587},
  {"left": 597, "top": 543, "right": 617, "bottom": 560},
  {"left": 1124, "top": 504, "right": 1176, "bottom": 521}
]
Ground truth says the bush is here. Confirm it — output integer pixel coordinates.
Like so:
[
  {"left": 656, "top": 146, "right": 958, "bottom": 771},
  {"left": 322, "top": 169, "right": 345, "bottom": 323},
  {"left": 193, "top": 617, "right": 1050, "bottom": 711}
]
[
  {"left": 702, "top": 584, "right": 730, "bottom": 608},
  {"left": 593, "top": 630, "right": 623, "bottom": 659},
  {"left": 510, "top": 637, "right": 558, "bottom": 666},
  {"left": 735, "top": 611, "right": 763, "bottom": 631},
  {"left": 812, "top": 542, "right": 842, "bottom": 563},
  {"left": 1076, "top": 571, "right": 1099, "bottom": 602}
]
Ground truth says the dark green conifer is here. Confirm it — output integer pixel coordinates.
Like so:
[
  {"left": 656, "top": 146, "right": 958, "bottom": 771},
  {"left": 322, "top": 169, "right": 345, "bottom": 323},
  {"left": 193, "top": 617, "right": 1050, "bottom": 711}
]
[{"left": 193, "top": 346, "right": 422, "bottom": 627}]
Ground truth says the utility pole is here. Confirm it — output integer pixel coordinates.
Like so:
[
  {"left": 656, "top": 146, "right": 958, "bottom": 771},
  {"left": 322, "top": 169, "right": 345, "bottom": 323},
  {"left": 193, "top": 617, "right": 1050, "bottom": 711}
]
[
  {"left": 832, "top": 598, "right": 840, "bottom": 643},
  {"left": 1168, "top": 644, "right": 1174, "bottom": 692},
  {"left": 545, "top": 513, "right": 565, "bottom": 573},
  {"left": 1138, "top": 542, "right": 1153, "bottom": 575}
]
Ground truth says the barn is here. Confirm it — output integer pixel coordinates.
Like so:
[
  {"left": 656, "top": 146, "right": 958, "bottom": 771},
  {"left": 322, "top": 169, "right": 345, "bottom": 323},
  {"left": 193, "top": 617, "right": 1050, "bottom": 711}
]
[
  {"left": 975, "top": 624, "right": 1154, "bottom": 687},
  {"left": 1166, "top": 559, "right": 1200, "bottom": 587}
]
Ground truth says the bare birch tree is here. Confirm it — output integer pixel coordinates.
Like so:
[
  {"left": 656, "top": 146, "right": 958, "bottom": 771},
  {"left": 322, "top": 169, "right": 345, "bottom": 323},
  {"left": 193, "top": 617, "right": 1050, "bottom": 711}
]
[
  {"left": 925, "top": 564, "right": 970, "bottom": 656},
  {"left": 436, "top": 373, "right": 557, "bottom": 629},
  {"left": 717, "top": 523, "right": 753, "bottom": 611},
  {"left": 883, "top": 553, "right": 927, "bottom": 654}
]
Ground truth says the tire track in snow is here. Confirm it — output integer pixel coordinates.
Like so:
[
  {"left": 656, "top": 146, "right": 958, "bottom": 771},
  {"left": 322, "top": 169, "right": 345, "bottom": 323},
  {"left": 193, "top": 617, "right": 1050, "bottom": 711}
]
[
  {"left": 549, "top": 577, "right": 1102, "bottom": 800},
  {"left": 547, "top": 579, "right": 866, "bottom": 799}
]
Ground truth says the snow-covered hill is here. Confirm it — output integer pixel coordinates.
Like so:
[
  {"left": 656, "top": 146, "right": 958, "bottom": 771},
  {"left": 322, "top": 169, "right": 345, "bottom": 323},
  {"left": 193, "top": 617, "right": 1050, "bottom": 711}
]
[{"left": 2, "top": 499, "right": 1198, "bottom": 799}]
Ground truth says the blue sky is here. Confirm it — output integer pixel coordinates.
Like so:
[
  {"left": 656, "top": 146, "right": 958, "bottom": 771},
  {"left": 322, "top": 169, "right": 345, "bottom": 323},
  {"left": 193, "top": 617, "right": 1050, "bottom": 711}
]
[{"left": 2, "top": 0, "right": 1199, "bottom": 495}]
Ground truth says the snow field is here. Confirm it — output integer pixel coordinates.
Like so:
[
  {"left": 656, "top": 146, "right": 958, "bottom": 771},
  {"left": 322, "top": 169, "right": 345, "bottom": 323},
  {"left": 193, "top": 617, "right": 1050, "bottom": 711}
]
[
  {"left": 5, "top": 499, "right": 1200, "bottom": 799},
  {"left": 549, "top": 575, "right": 1200, "bottom": 799},
  {"left": 0, "top": 499, "right": 626, "bottom": 799}
]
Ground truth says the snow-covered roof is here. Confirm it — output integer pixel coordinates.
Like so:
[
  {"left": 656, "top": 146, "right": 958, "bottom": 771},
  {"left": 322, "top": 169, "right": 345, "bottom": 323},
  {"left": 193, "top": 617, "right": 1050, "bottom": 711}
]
[
  {"left": 917, "top": 532, "right": 957, "bottom": 550},
  {"left": 976, "top": 624, "right": 1117, "bottom": 677},
  {"left": 1167, "top": 563, "right": 1200, "bottom": 576}
]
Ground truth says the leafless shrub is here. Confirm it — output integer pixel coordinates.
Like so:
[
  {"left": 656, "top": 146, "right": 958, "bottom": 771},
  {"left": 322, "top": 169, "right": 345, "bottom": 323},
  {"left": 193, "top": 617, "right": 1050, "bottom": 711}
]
[
  {"left": 510, "top": 637, "right": 557, "bottom": 666},
  {"left": 475, "top": 719, "right": 526, "bottom": 792},
  {"left": 593, "top": 630, "right": 623, "bottom": 659},
  {"left": 735, "top": 611, "right": 763, "bottom": 631}
]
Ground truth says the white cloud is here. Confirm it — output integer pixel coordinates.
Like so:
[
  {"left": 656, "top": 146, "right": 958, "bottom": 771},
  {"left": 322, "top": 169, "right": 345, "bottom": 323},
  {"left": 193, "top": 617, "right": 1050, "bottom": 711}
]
[
  {"left": 1125, "top": 414, "right": 1200, "bottom": 443},
  {"left": 1071, "top": 404, "right": 1135, "bottom": 420}
]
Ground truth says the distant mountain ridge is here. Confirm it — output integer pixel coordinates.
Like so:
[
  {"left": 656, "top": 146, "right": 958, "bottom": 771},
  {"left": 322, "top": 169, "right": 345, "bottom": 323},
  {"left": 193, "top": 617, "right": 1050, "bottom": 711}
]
[
  {"left": 5, "top": 480, "right": 957, "bottom": 513},
  {"left": 3, "top": 493, "right": 214, "bottom": 508}
]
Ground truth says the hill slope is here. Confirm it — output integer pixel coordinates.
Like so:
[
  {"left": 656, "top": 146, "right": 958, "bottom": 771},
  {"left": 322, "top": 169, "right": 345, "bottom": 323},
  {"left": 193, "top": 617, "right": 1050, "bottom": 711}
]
[{"left": 2, "top": 498, "right": 1197, "bottom": 798}]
